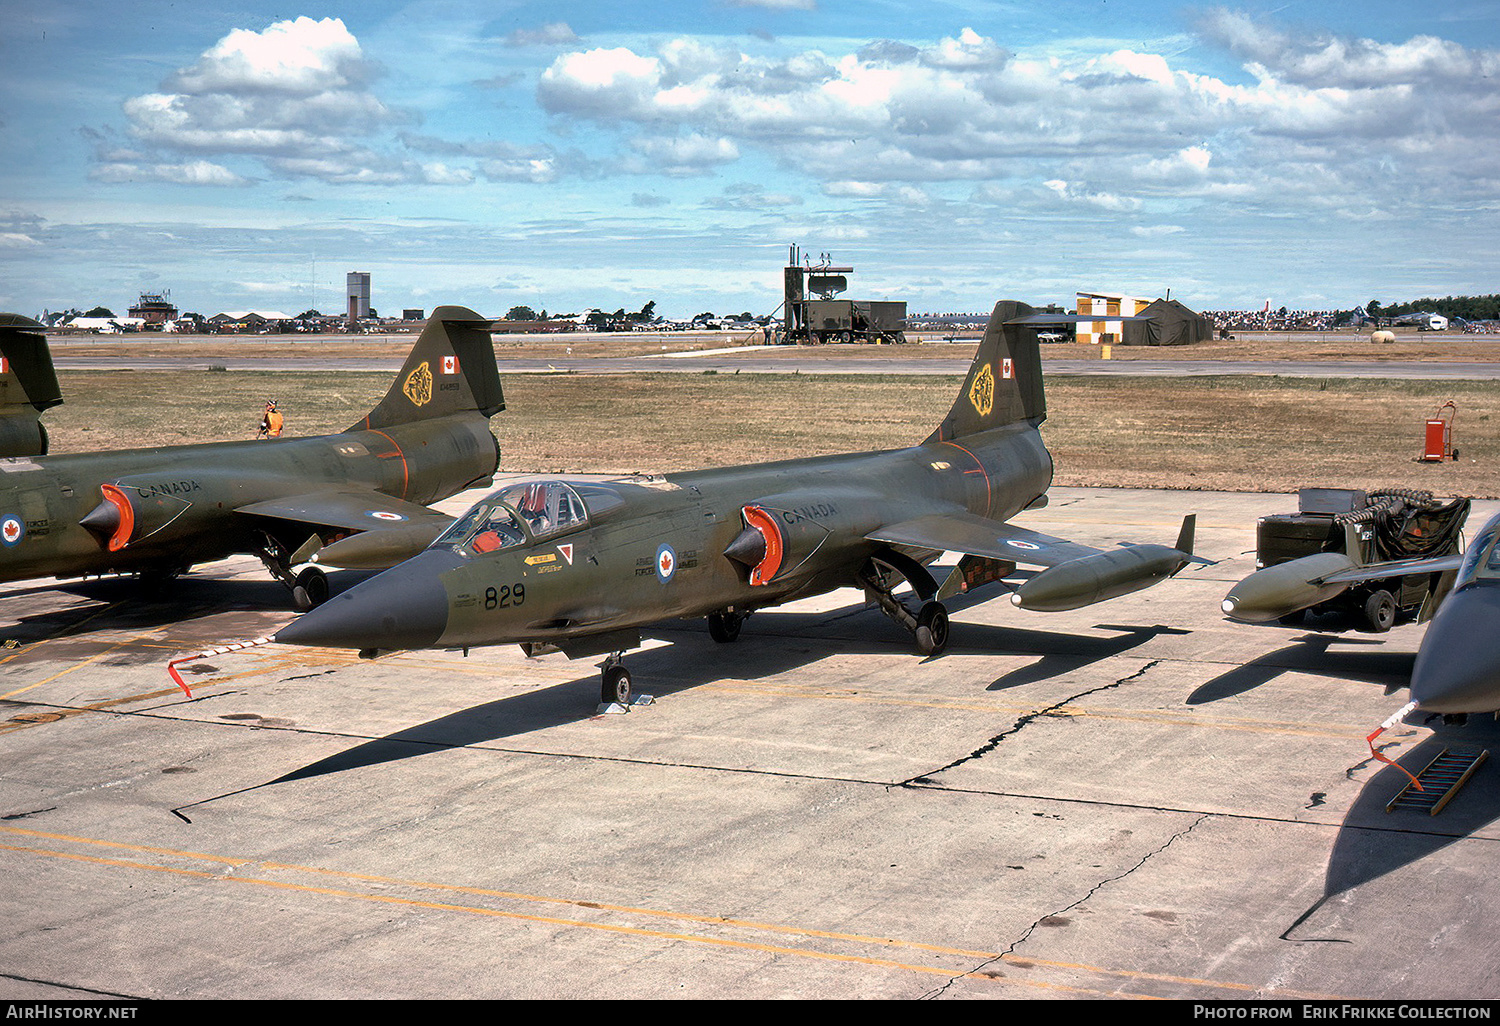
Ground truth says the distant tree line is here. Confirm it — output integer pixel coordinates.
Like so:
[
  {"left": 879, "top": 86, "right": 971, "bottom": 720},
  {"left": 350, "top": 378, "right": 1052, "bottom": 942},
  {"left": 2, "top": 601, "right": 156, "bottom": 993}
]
[{"left": 1360, "top": 294, "right": 1500, "bottom": 322}]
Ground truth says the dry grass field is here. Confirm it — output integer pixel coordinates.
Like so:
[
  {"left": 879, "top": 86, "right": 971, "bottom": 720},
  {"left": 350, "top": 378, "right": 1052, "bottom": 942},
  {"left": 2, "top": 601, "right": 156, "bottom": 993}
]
[
  {"left": 41, "top": 368, "right": 1500, "bottom": 498},
  {"left": 48, "top": 327, "right": 1500, "bottom": 363}
]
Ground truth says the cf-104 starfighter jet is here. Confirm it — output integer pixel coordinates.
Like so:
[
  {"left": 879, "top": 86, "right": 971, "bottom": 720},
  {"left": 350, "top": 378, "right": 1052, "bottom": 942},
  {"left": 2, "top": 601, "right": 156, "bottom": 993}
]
[
  {"left": 0, "top": 306, "right": 502, "bottom": 608},
  {"left": 263, "top": 300, "right": 1200, "bottom": 706}
]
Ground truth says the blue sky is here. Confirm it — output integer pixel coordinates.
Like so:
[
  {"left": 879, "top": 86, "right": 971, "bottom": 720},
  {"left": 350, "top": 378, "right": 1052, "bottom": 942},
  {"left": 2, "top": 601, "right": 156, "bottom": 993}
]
[{"left": 4, "top": 1, "right": 1498, "bottom": 320}]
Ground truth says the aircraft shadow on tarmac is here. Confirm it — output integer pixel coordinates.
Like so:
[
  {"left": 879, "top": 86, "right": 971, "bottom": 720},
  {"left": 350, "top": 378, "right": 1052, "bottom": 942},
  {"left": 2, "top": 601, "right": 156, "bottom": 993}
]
[
  {"left": 1286, "top": 719, "right": 1500, "bottom": 940},
  {"left": 1187, "top": 631, "right": 1414, "bottom": 706},
  {"left": 0, "top": 572, "right": 377, "bottom": 661},
  {"left": 245, "top": 594, "right": 1195, "bottom": 793}
]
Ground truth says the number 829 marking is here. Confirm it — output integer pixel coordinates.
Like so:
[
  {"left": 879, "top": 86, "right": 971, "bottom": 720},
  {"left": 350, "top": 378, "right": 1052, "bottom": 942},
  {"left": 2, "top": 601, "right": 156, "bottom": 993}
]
[{"left": 485, "top": 583, "right": 525, "bottom": 610}]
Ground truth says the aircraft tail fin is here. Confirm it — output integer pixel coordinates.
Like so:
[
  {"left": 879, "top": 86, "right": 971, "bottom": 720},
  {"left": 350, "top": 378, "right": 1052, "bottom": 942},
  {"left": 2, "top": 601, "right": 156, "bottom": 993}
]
[
  {"left": 1175, "top": 513, "right": 1195, "bottom": 556},
  {"left": 925, "top": 300, "right": 1046, "bottom": 443},
  {"left": 0, "top": 314, "right": 62, "bottom": 456},
  {"left": 350, "top": 306, "right": 505, "bottom": 432}
]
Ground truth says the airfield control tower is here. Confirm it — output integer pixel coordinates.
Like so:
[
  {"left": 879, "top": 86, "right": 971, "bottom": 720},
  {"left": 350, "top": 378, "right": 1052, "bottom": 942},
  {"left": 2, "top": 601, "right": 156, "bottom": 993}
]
[
  {"left": 128, "top": 292, "right": 178, "bottom": 327},
  {"left": 347, "top": 272, "right": 371, "bottom": 322},
  {"left": 781, "top": 244, "right": 907, "bottom": 344}
]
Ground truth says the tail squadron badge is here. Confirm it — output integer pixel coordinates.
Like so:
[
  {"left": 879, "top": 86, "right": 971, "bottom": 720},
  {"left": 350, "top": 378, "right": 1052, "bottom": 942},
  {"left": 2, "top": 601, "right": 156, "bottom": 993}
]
[
  {"left": 403, "top": 361, "right": 433, "bottom": 407},
  {"left": 968, "top": 362, "right": 995, "bottom": 417}
]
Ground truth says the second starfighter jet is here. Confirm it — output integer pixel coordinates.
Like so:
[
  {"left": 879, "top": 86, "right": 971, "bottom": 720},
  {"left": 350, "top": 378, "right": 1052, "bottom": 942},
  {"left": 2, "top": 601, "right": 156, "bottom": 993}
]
[{"left": 266, "top": 300, "right": 1201, "bottom": 705}]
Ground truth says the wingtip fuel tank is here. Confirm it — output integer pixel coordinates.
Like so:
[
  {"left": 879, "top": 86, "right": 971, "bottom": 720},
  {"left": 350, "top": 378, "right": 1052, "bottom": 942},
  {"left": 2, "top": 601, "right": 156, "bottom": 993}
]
[
  {"left": 1010, "top": 543, "right": 1191, "bottom": 611},
  {"left": 1219, "top": 552, "right": 1359, "bottom": 623}
]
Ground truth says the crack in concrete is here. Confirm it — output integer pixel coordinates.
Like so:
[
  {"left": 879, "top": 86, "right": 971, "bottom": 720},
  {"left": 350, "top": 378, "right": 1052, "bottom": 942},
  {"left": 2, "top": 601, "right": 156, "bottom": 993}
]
[
  {"left": 918, "top": 811, "right": 1211, "bottom": 999},
  {"left": 897, "top": 660, "right": 1161, "bottom": 788}
]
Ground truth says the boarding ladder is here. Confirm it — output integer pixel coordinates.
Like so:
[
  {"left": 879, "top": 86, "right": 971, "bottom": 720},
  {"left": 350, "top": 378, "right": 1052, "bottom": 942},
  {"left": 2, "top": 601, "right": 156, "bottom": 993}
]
[{"left": 1386, "top": 747, "right": 1489, "bottom": 815}]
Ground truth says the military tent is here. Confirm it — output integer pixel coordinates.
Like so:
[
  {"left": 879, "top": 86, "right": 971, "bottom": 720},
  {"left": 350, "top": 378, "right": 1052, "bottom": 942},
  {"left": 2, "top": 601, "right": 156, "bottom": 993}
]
[{"left": 1120, "top": 299, "right": 1213, "bottom": 346}]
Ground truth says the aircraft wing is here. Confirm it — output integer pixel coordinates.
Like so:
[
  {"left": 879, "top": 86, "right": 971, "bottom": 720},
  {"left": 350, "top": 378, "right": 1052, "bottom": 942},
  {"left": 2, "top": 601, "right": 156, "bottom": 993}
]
[
  {"left": 867, "top": 512, "right": 1103, "bottom": 566},
  {"left": 234, "top": 489, "right": 455, "bottom": 570},
  {"left": 1314, "top": 553, "right": 1465, "bottom": 585}
]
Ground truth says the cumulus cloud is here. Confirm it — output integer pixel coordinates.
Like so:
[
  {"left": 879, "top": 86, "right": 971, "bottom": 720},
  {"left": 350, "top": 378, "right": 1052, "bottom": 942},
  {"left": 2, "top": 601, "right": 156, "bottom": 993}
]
[
  {"left": 628, "top": 133, "right": 740, "bottom": 175},
  {"left": 1197, "top": 8, "right": 1500, "bottom": 89},
  {"left": 530, "top": 18, "right": 1500, "bottom": 219},
  {"left": 106, "top": 17, "right": 417, "bottom": 185},
  {"left": 166, "top": 17, "right": 374, "bottom": 95},
  {"left": 1043, "top": 179, "right": 1140, "bottom": 211},
  {"left": 91, "top": 159, "right": 250, "bottom": 186}
]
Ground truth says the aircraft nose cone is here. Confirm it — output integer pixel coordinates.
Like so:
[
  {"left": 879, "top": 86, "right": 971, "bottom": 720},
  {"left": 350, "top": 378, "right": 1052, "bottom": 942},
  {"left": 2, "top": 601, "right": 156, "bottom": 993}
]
[
  {"left": 274, "top": 549, "right": 460, "bottom": 652},
  {"left": 1410, "top": 585, "right": 1500, "bottom": 714}
]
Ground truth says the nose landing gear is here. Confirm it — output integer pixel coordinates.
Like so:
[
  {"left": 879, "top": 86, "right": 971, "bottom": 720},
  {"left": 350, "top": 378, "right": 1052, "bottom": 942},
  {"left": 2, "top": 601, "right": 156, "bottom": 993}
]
[{"left": 601, "top": 655, "right": 633, "bottom": 708}]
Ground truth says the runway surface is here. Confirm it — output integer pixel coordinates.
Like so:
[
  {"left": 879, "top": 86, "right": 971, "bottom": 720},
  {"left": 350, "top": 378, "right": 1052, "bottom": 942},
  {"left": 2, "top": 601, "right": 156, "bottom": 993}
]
[{"left": 3, "top": 485, "right": 1498, "bottom": 1000}]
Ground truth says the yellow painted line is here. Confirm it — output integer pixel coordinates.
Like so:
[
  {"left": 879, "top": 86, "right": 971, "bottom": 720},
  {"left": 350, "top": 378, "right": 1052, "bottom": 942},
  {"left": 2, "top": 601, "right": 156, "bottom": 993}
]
[
  {"left": 0, "top": 826, "right": 254, "bottom": 867},
  {"left": 0, "top": 838, "right": 1107, "bottom": 997},
  {"left": 0, "top": 600, "right": 130, "bottom": 668},
  {"left": 0, "top": 625, "right": 170, "bottom": 702},
  {"left": 0, "top": 825, "right": 1341, "bottom": 1000},
  {"left": 0, "top": 685, "right": 188, "bottom": 735}
]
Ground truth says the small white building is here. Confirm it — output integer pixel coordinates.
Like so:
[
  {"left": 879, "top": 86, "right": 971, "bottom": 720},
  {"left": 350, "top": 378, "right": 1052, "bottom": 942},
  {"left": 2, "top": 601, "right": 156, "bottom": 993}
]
[
  {"left": 64, "top": 316, "right": 145, "bottom": 333},
  {"left": 1075, "top": 291, "right": 1154, "bottom": 345}
]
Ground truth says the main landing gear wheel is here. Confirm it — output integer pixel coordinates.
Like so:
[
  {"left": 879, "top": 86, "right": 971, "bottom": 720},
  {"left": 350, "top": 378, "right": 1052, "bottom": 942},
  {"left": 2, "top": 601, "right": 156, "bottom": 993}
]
[
  {"left": 856, "top": 554, "right": 947, "bottom": 659},
  {"left": 708, "top": 611, "right": 743, "bottom": 643},
  {"left": 914, "top": 601, "right": 950, "bottom": 657},
  {"left": 1363, "top": 589, "right": 1396, "bottom": 633},
  {"left": 292, "top": 566, "right": 330, "bottom": 611},
  {"left": 601, "top": 661, "right": 633, "bottom": 707}
]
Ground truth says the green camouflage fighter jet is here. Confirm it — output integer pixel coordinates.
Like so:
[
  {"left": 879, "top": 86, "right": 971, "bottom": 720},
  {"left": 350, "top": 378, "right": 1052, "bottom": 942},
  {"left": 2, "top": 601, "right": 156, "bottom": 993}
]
[
  {"left": 0, "top": 307, "right": 502, "bottom": 609},
  {"left": 270, "top": 300, "right": 1200, "bottom": 705}
]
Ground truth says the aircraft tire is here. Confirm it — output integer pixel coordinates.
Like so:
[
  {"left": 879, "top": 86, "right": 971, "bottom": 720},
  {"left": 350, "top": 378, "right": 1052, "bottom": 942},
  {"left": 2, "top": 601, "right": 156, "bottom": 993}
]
[
  {"left": 915, "top": 601, "right": 950, "bottom": 656},
  {"left": 293, "top": 567, "right": 330, "bottom": 610},
  {"left": 602, "top": 664, "right": 632, "bottom": 707},
  {"left": 708, "top": 612, "right": 742, "bottom": 643},
  {"left": 1363, "top": 590, "right": 1396, "bottom": 633}
]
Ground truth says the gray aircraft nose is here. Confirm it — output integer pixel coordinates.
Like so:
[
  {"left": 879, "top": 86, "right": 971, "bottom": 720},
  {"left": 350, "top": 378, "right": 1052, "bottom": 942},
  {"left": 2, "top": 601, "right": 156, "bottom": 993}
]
[
  {"left": 1410, "top": 585, "right": 1500, "bottom": 714},
  {"left": 274, "top": 549, "right": 460, "bottom": 652}
]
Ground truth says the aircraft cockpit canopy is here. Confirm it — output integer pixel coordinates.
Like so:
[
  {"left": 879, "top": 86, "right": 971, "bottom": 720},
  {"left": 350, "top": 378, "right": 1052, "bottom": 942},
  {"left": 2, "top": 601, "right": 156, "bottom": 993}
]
[
  {"left": 496, "top": 481, "right": 588, "bottom": 540},
  {"left": 433, "top": 481, "right": 591, "bottom": 557},
  {"left": 1457, "top": 514, "right": 1500, "bottom": 587}
]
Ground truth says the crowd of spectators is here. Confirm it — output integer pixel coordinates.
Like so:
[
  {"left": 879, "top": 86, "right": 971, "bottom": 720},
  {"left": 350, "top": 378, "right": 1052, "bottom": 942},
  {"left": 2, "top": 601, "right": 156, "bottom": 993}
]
[
  {"left": 1202, "top": 309, "right": 1341, "bottom": 331},
  {"left": 913, "top": 307, "right": 1500, "bottom": 334}
]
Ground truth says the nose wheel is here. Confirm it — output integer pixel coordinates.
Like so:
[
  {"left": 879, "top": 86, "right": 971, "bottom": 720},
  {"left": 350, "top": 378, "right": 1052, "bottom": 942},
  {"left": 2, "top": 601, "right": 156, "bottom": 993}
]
[{"left": 601, "top": 656, "right": 633, "bottom": 708}]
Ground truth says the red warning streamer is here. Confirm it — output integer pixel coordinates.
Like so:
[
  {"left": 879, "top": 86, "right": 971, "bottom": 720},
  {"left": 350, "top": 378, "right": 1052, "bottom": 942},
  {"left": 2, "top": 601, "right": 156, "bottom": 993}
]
[
  {"left": 167, "top": 636, "right": 274, "bottom": 698},
  {"left": 1364, "top": 700, "right": 1424, "bottom": 792}
]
